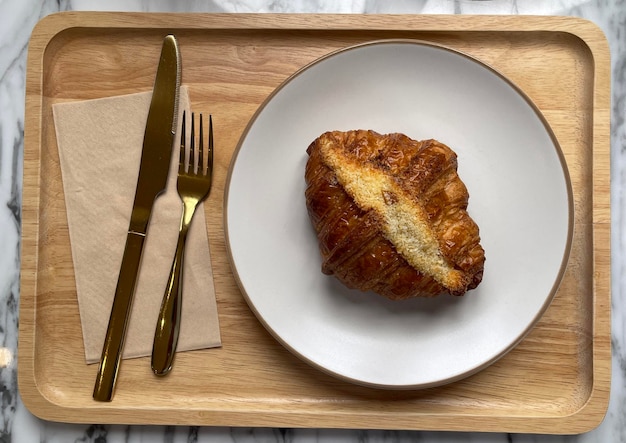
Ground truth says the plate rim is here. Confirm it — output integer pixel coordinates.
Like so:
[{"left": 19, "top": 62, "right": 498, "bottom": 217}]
[{"left": 223, "top": 38, "right": 575, "bottom": 389}]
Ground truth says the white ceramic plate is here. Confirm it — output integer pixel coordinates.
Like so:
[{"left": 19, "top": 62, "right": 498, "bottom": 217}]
[{"left": 224, "top": 40, "right": 573, "bottom": 389}]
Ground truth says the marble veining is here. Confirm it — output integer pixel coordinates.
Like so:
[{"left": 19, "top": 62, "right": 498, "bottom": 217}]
[{"left": 1, "top": 0, "right": 624, "bottom": 442}]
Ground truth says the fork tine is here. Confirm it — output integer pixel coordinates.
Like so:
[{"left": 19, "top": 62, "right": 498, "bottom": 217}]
[
  {"left": 190, "top": 112, "right": 195, "bottom": 173},
  {"left": 199, "top": 114, "right": 204, "bottom": 175},
  {"left": 179, "top": 111, "right": 186, "bottom": 173},
  {"left": 208, "top": 115, "right": 213, "bottom": 176}
]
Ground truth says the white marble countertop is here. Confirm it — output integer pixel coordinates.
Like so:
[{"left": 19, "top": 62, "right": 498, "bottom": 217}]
[{"left": 1, "top": 0, "right": 623, "bottom": 442}]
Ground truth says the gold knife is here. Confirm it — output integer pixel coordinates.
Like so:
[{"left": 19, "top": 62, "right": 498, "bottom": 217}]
[{"left": 93, "top": 35, "right": 181, "bottom": 402}]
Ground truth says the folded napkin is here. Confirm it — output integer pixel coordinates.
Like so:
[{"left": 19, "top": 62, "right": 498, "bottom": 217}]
[{"left": 53, "top": 86, "right": 221, "bottom": 364}]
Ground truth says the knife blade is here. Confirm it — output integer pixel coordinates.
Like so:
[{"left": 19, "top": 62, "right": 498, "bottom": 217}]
[{"left": 93, "top": 34, "right": 181, "bottom": 402}]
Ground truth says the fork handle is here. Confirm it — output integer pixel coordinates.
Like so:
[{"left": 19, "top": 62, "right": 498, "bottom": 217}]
[{"left": 151, "top": 219, "right": 189, "bottom": 376}]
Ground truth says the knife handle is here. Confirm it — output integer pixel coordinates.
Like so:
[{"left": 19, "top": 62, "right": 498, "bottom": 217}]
[
  {"left": 93, "top": 231, "right": 145, "bottom": 402},
  {"left": 151, "top": 221, "right": 189, "bottom": 376}
]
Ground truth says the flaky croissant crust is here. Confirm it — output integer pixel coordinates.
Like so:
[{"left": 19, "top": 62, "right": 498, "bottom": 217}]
[{"left": 304, "top": 130, "right": 485, "bottom": 300}]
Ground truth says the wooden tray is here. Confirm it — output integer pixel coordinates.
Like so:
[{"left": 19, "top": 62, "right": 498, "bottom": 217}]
[{"left": 19, "top": 12, "right": 611, "bottom": 433}]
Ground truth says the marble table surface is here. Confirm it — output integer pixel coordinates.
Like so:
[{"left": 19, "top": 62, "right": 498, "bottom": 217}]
[{"left": 1, "top": 0, "right": 624, "bottom": 442}]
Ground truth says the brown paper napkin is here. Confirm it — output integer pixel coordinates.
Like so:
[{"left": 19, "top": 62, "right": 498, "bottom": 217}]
[{"left": 52, "top": 86, "right": 221, "bottom": 364}]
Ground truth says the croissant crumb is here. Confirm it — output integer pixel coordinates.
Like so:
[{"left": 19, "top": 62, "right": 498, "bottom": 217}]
[{"left": 304, "top": 130, "right": 485, "bottom": 300}]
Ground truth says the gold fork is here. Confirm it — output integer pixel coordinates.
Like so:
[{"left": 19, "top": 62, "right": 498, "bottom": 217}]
[{"left": 152, "top": 111, "right": 213, "bottom": 376}]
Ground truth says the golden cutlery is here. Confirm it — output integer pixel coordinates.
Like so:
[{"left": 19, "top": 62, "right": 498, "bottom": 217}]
[
  {"left": 152, "top": 111, "right": 214, "bottom": 376},
  {"left": 93, "top": 35, "right": 181, "bottom": 402}
]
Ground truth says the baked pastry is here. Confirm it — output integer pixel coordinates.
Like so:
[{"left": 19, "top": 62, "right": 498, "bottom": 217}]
[{"left": 304, "top": 130, "right": 485, "bottom": 300}]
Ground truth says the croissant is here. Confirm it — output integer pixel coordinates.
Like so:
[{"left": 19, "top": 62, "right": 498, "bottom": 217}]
[{"left": 304, "top": 130, "right": 485, "bottom": 300}]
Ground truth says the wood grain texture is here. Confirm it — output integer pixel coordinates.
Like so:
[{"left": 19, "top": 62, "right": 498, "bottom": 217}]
[{"left": 19, "top": 12, "right": 611, "bottom": 433}]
